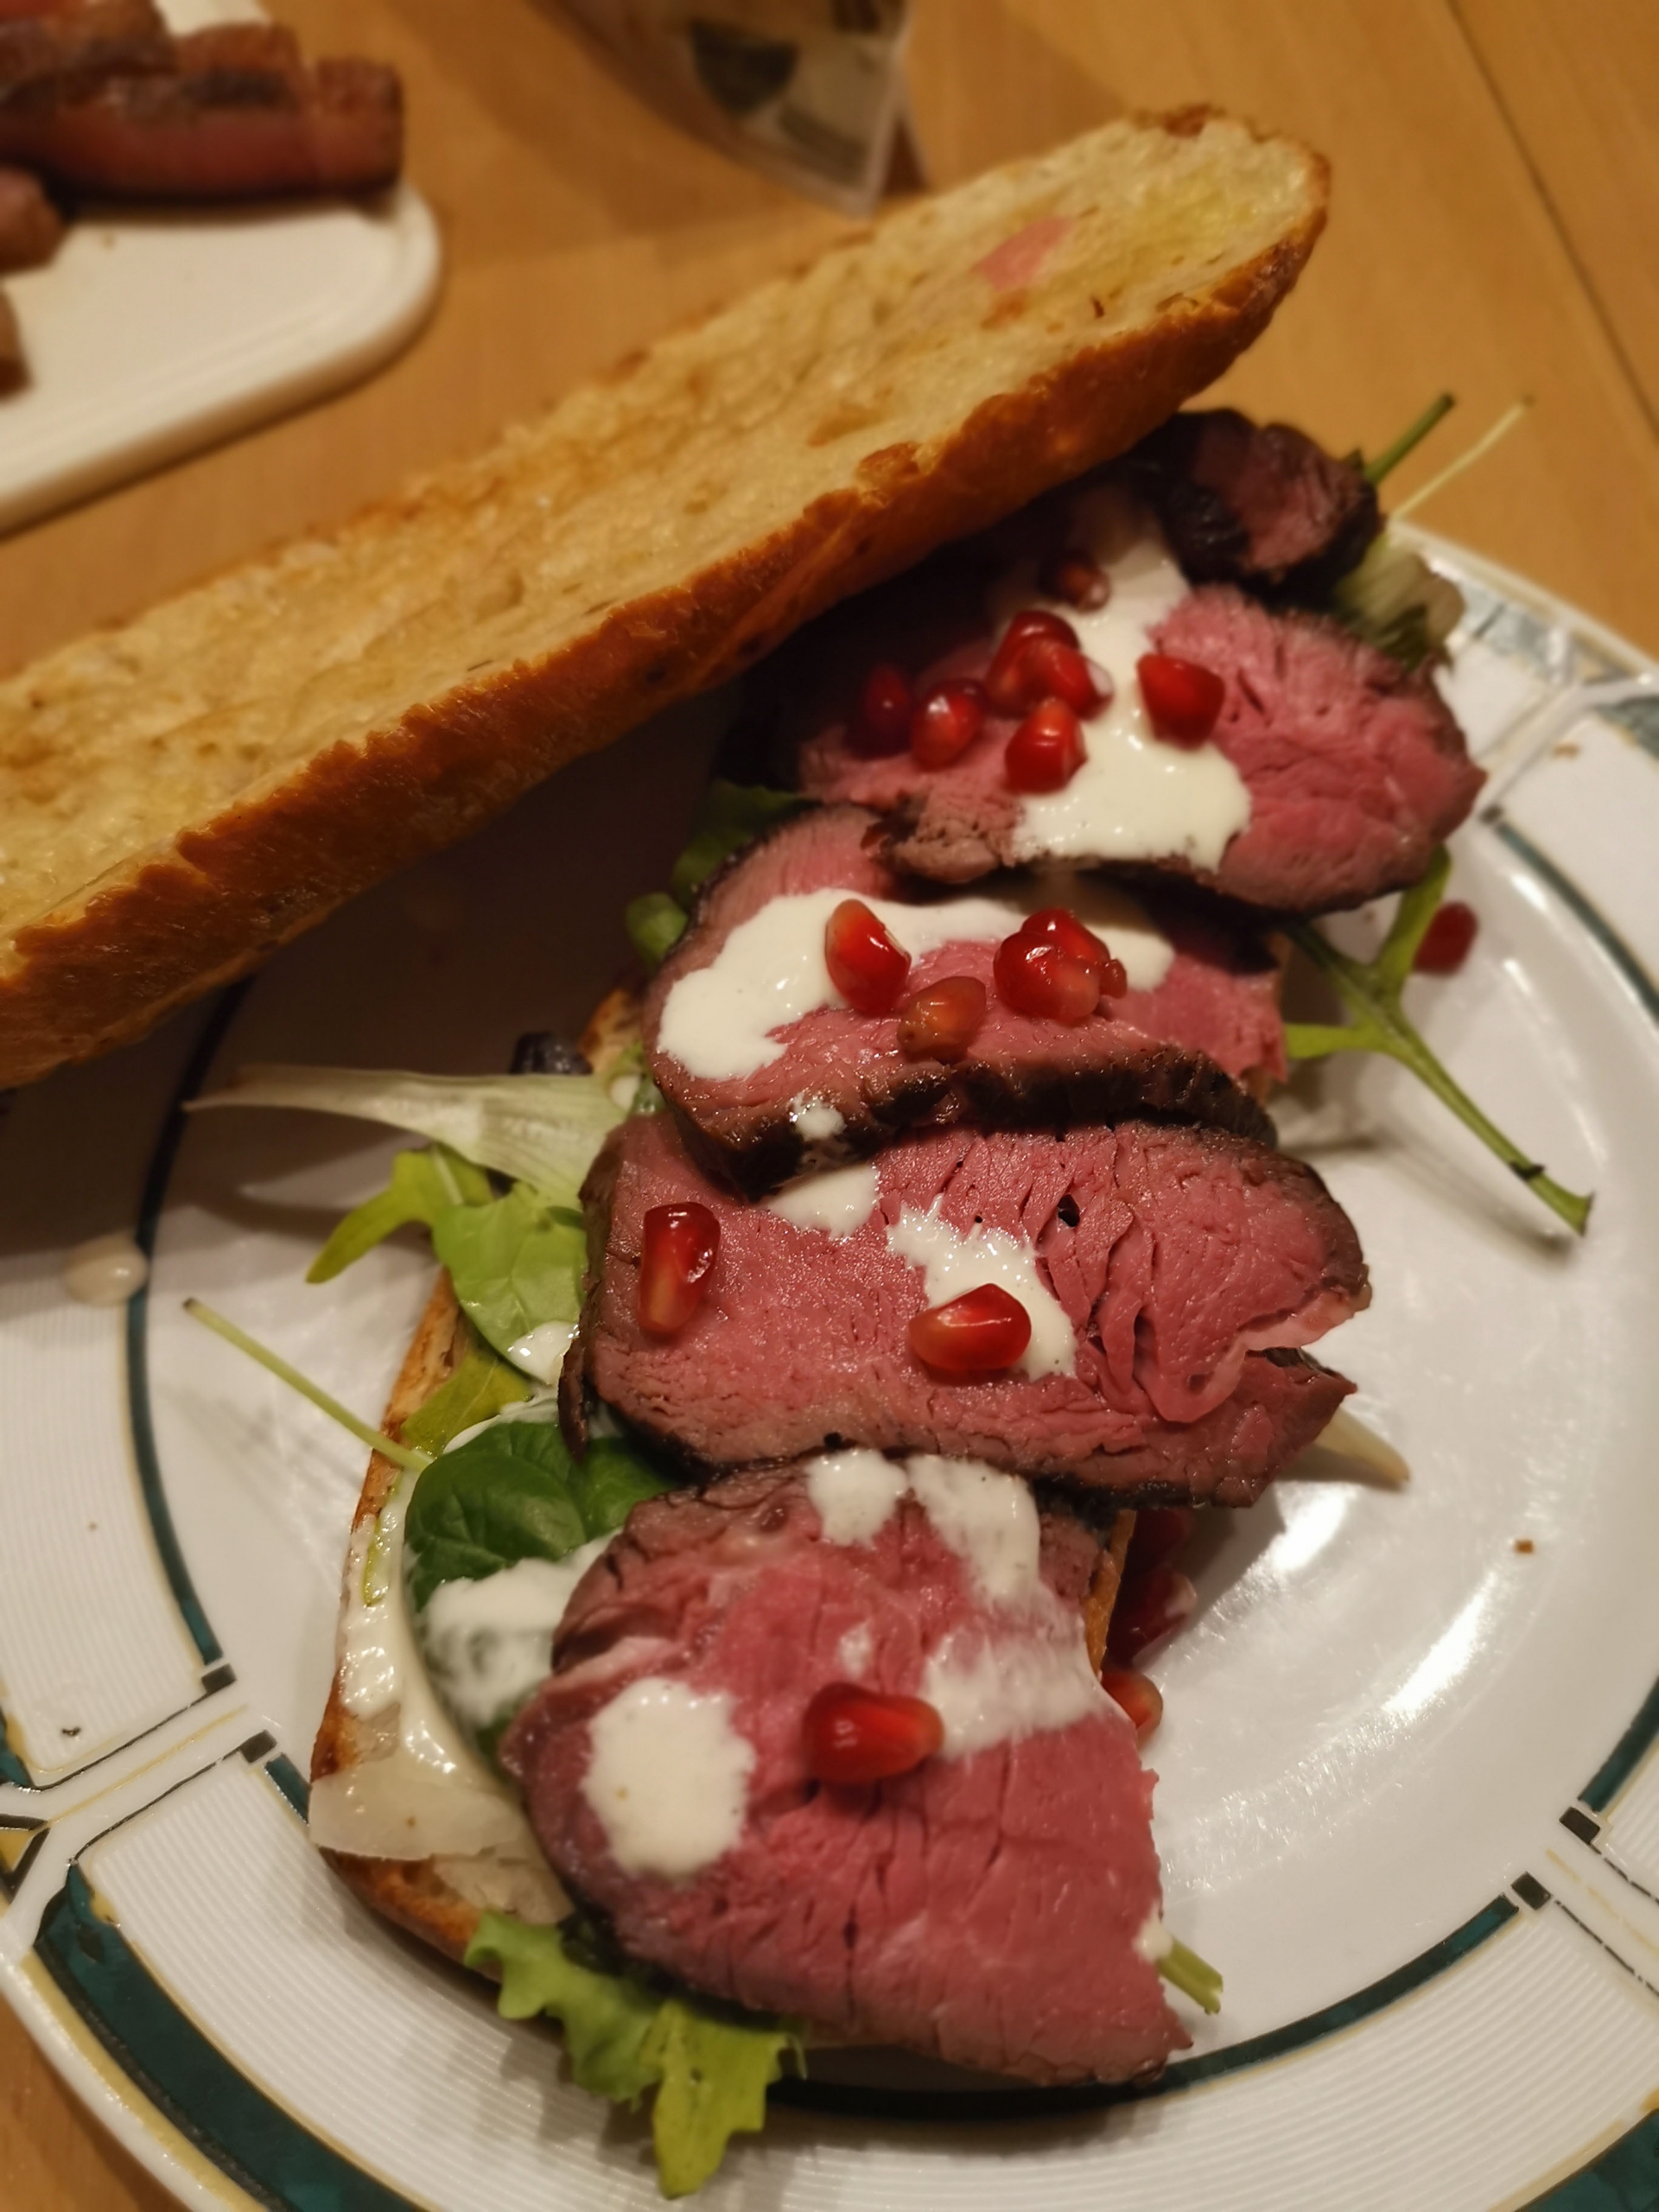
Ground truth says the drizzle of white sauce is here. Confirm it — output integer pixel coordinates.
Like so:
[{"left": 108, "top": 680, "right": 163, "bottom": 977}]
[
  {"left": 791, "top": 1096, "right": 845, "bottom": 1141},
  {"left": 805, "top": 1448, "right": 909, "bottom": 1545},
  {"left": 659, "top": 876, "right": 1173, "bottom": 1082},
  {"left": 1135, "top": 1910, "right": 1174, "bottom": 1964},
  {"left": 767, "top": 1161, "right": 880, "bottom": 1239},
  {"left": 61, "top": 1232, "right": 149, "bottom": 1306},
  {"left": 906, "top": 1455, "right": 1044, "bottom": 1607},
  {"left": 887, "top": 1202, "right": 1074, "bottom": 1379},
  {"left": 505, "top": 1319, "right": 575, "bottom": 1385},
  {"left": 327, "top": 1468, "right": 544, "bottom": 1862},
  {"left": 419, "top": 1539, "right": 608, "bottom": 1734},
  {"left": 921, "top": 1628, "right": 1103, "bottom": 1760},
  {"left": 995, "top": 486, "right": 1253, "bottom": 873},
  {"left": 582, "top": 1678, "right": 754, "bottom": 1881},
  {"left": 836, "top": 1623, "right": 874, "bottom": 1677}
]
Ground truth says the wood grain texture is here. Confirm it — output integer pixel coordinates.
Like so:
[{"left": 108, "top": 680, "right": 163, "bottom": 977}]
[
  {"left": 3, "top": 0, "right": 1656, "bottom": 2202},
  {"left": 1452, "top": 0, "right": 1659, "bottom": 429}
]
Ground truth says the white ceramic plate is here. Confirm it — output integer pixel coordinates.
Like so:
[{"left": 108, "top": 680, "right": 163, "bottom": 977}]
[
  {"left": 1, "top": 537, "right": 1657, "bottom": 2212},
  {"left": 0, "top": 0, "right": 440, "bottom": 534}
]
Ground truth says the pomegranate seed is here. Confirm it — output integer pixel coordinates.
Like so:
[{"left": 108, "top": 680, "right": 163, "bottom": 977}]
[
  {"left": 1413, "top": 899, "right": 1479, "bottom": 976},
  {"left": 1005, "top": 697, "right": 1085, "bottom": 792},
  {"left": 847, "top": 662, "right": 912, "bottom": 757},
  {"left": 910, "top": 678, "right": 988, "bottom": 770},
  {"left": 1099, "top": 1666, "right": 1164, "bottom": 1743},
  {"left": 825, "top": 899, "right": 912, "bottom": 1015},
  {"left": 1106, "top": 1565, "right": 1198, "bottom": 1666},
  {"left": 993, "top": 930, "right": 1101, "bottom": 1024},
  {"left": 1126, "top": 1505, "right": 1197, "bottom": 1574},
  {"left": 896, "top": 975, "right": 988, "bottom": 1062},
  {"left": 1019, "top": 907, "right": 1127, "bottom": 997},
  {"left": 1137, "top": 652, "right": 1226, "bottom": 745},
  {"left": 804, "top": 1682, "right": 944, "bottom": 1784},
  {"left": 908, "top": 1282, "right": 1032, "bottom": 1375},
  {"left": 984, "top": 608, "right": 1077, "bottom": 711},
  {"left": 987, "top": 633, "right": 1104, "bottom": 718},
  {"left": 1039, "top": 546, "right": 1112, "bottom": 611},
  {"left": 638, "top": 1203, "right": 720, "bottom": 1337}
]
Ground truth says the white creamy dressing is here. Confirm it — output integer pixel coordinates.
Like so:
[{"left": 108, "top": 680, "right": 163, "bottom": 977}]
[
  {"left": 766, "top": 1160, "right": 880, "bottom": 1239},
  {"left": 312, "top": 1400, "right": 597, "bottom": 1870},
  {"left": 310, "top": 1468, "right": 547, "bottom": 1865},
  {"left": 61, "top": 1231, "right": 149, "bottom": 1306},
  {"left": 996, "top": 486, "right": 1253, "bottom": 872},
  {"left": 920, "top": 1630, "right": 1103, "bottom": 1760},
  {"left": 1135, "top": 1911, "right": 1174, "bottom": 1965},
  {"left": 806, "top": 1448, "right": 910, "bottom": 1544},
  {"left": 505, "top": 1319, "right": 575, "bottom": 1384},
  {"left": 802, "top": 1450, "right": 1111, "bottom": 1763},
  {"left": 658, "top": 877, "right": 1174, "bottom": 1083},
  {"left": 791, "top": 1097, "right": 845, "bottom": 1141},
  {"left": 582, "top": 1678, "right": 755, "bottom": 1881},
  {"left": 887, "top": 1201, "right": 1074, "bottom": 1379},
  {"left": 420, "top": 1538, "right": 608, "bottom": 1734}
]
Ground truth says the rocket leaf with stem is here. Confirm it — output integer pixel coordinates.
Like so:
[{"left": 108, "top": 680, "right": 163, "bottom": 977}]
[{"left": 1283, "top": 849, "right": 1592, "bottom": 1235}]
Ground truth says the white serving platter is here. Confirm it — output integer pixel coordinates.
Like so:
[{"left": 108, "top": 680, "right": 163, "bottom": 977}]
[
  {"left": 0, "top": 537, "right": 1656, "bottom": 2210},
  {"left": 0, "top": 0, "right": 440, "bottom": 534}
]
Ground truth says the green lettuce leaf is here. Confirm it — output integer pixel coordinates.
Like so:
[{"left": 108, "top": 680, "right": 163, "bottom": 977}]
[
  {"left": 669, "top": 780, "right": 808, "bottom": 907},
  {"left": 466, "top": 1915, "right": 799, "bottom": 2197},
  {"left": 398, "top": 1340, "right": 531, "bottom": 1456},
  {"left": 626, "top": 892, "right": 690, "bottom": 970},
  {"left": 430, "top": 1185, "right": 588, "bottom": 1361},
  {"left": 404, "top": 1421, "right": 671, "bottom": 1611},
  {"left": 307, "top": 1145, "right": 492, "bottom": 1283},
  {"left": 626, "top": 781, "right": 808, "bottom": 976},
  {"left": 189, "top": 1064, "right": 622, "bottom": 1197}
]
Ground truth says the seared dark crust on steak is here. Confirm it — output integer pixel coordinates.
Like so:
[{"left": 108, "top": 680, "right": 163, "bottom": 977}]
[
  {"left": 645, "top": 802, "right": 1281, "bottom": 1195},
  {"left": 575, "top": 1112, "right": 1364, "bottom": 1503},
  {"left": 1117, "top": 407, "right": 1381, "bottom": 597}
]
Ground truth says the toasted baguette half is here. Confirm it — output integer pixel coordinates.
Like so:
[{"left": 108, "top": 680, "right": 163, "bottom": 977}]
[{"left": 0, "top": 110, "right": 1326, "bottom": 1089}]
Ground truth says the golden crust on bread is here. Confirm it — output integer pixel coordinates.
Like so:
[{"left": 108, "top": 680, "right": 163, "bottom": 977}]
[{"left": 0, "top": 110, "right": 1325, "bottom": 1087}]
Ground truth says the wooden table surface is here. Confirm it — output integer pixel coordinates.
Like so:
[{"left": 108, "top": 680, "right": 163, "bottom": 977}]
[{"left": 2, "top": 1, "right": 1656, "bottom": 2202}]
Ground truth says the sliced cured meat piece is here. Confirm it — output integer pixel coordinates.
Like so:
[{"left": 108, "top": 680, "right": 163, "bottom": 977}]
[
  {"left": 501, "top": 1464, "right": 1188, "bottom": 2084},
  {"left": 799, "top": 582, "right": 1482, "bottom": 911},
  {"left": 0, "top": 162, "right": 60, "bottom": 270},
  {"left": 1118, "top": 407, "right": 1381, "bottom": 596},
  {"left": 0, "top": 1, "right": 168, "bottom": 97},
  {"left": 645, "top": 802, "right": 1283, "bottom": 1197},
  {"left": 0, "top": 25, "right": 402, "bottom": 196},
  {"left": 573, "top": 1112, "right": 1366, "bottom": 1503}
]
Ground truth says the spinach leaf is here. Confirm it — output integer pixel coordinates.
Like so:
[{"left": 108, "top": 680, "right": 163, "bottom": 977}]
[
  {"left": 307, "top": 1145, "right": 491, "bottom": 1283},
  {"left": 404, "top": 1420, "right": 671, "bottom": 1611},
  {"left": 430, "top": 1184, "right": 587, "bottom": 1361},
  {"left": 399, "top": 1341, "right": 530, "bottom": 1456}
]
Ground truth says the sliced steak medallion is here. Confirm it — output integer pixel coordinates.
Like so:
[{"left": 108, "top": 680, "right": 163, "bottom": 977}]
[
  {"left": 800, "top": 577, "right": 1482, "bottom": 911},
  {"left": 1118, "top": 406, "right": 1381, "bottom": 597},
  {"left": 0, "top": 162, "right": 61, "bottom": 271},
  {"left": 646, "top": 802, "right": 1282, "bottom": 1196},
  {"left": 575, "top": 1111, "right": 1366, "bottom": 1503},
  {"left": 501, "top": 1463, "right": 1187, "bottom": 2084}
]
